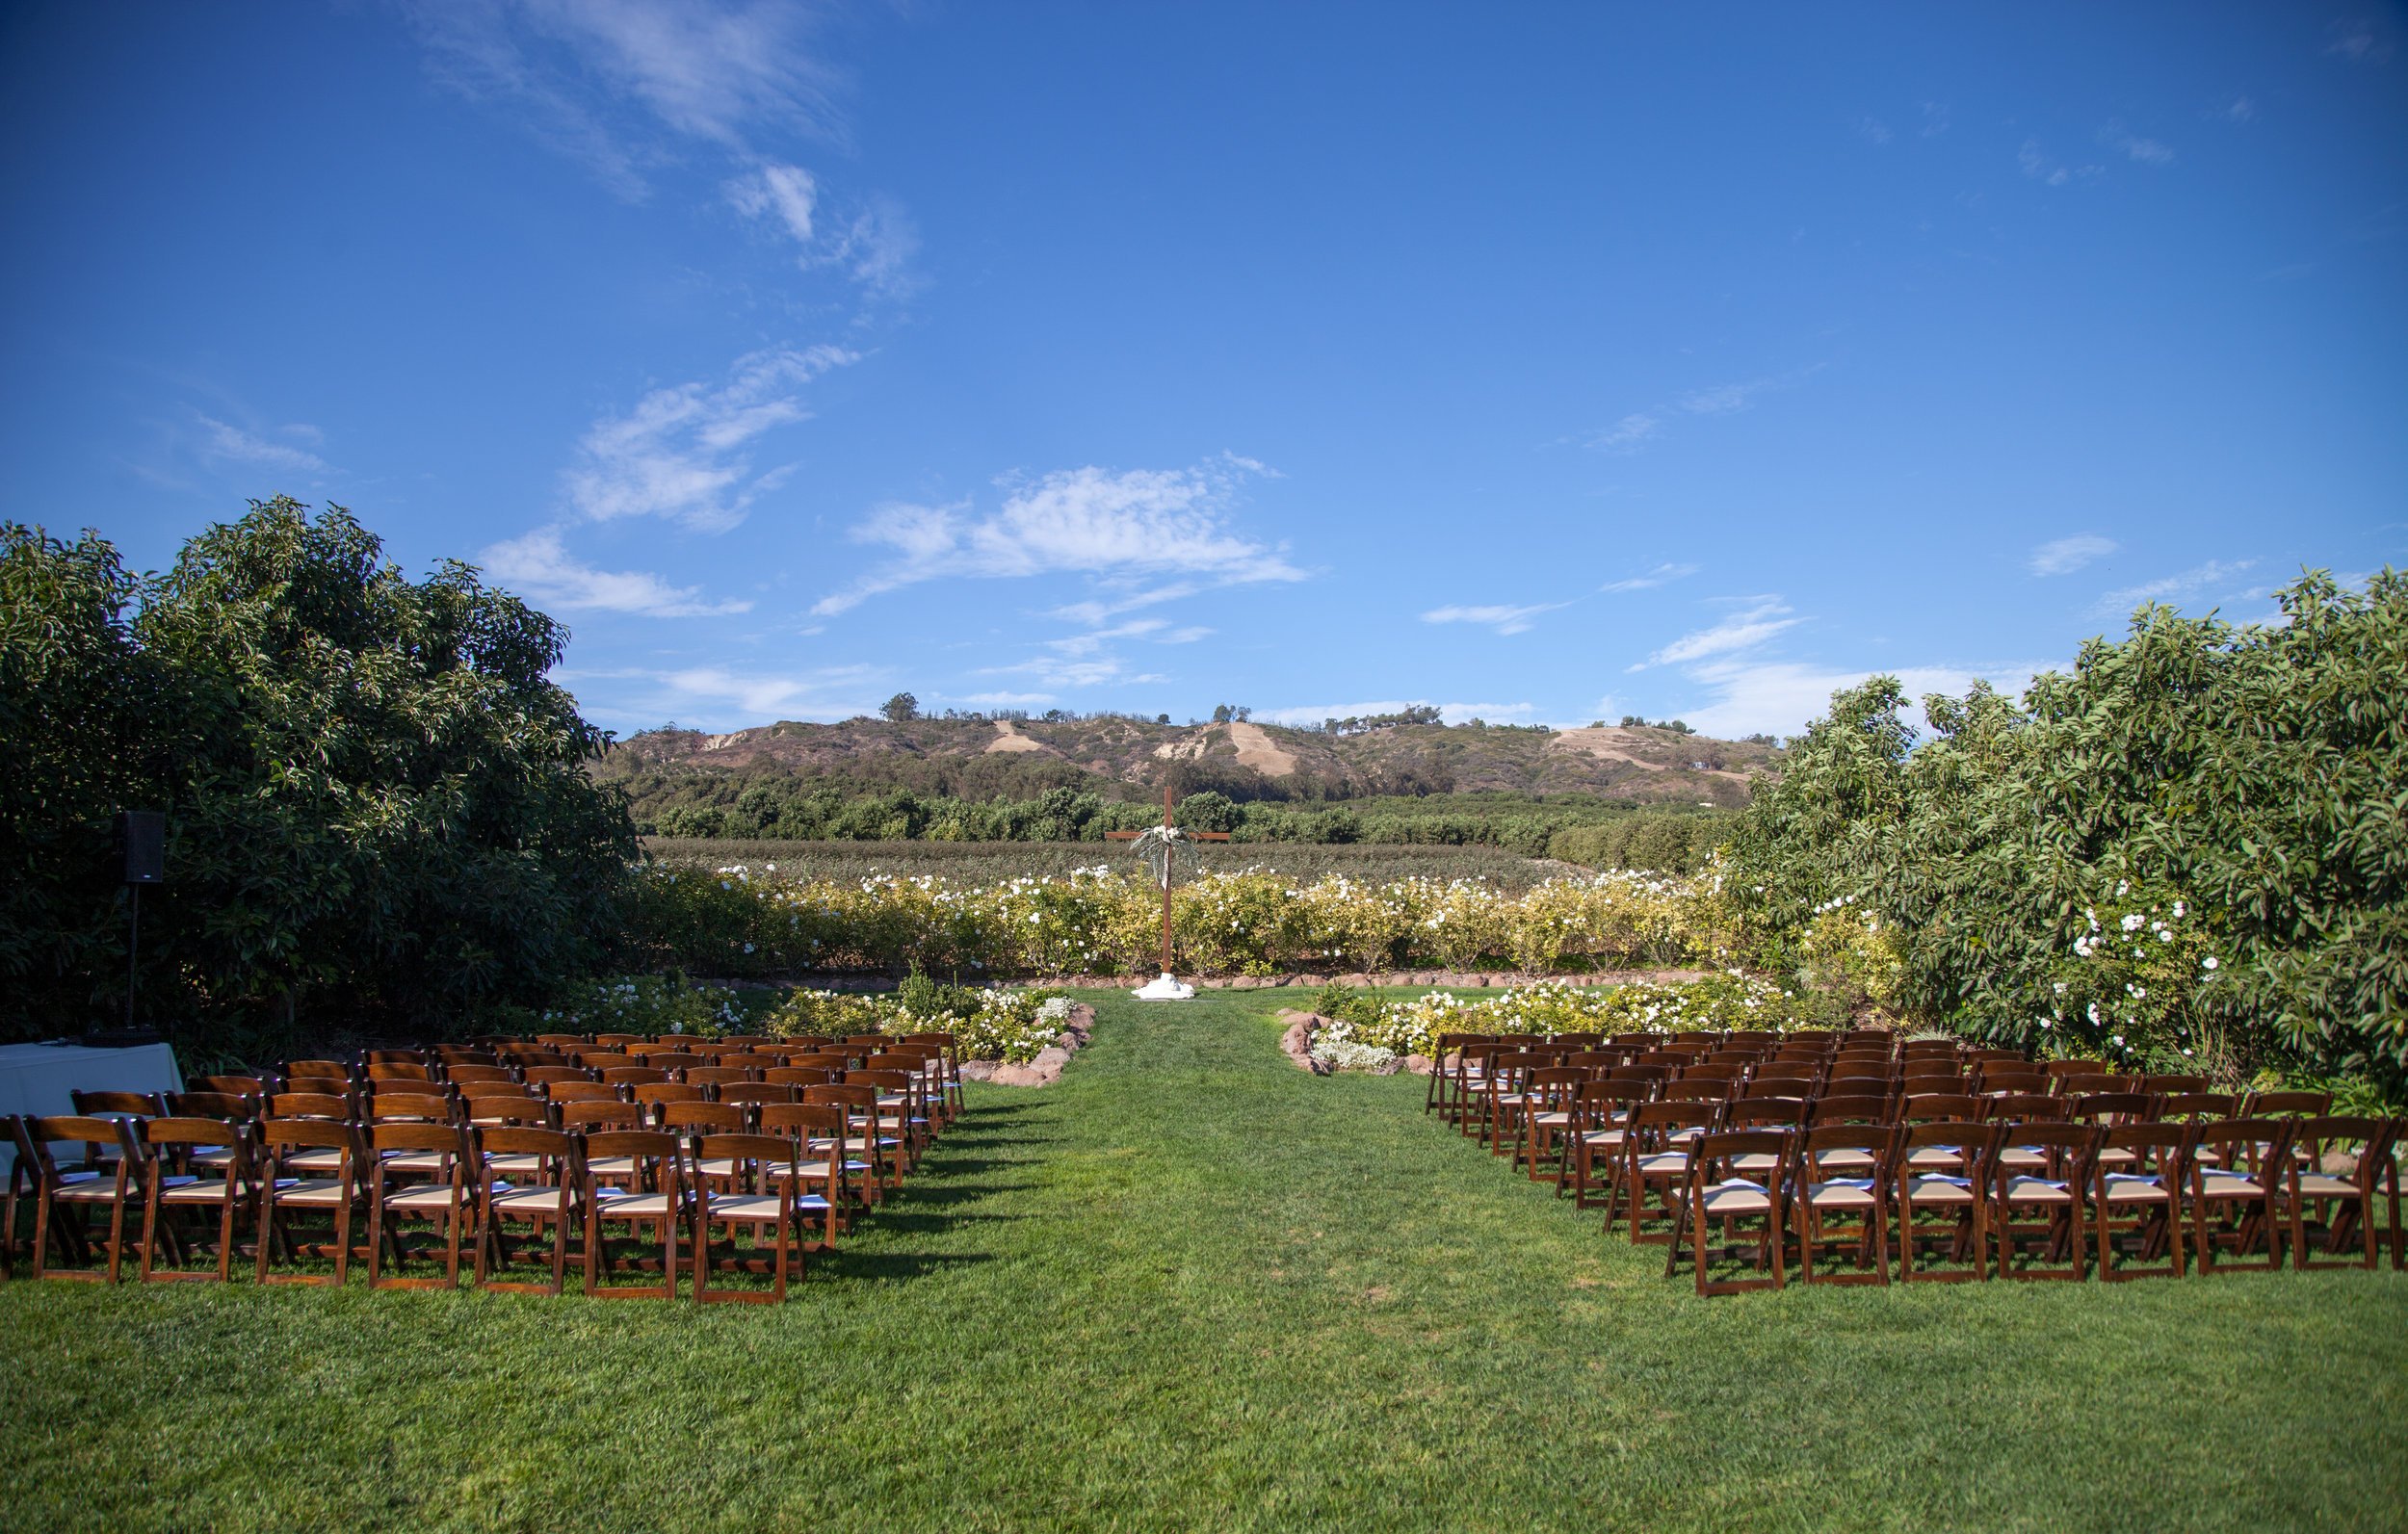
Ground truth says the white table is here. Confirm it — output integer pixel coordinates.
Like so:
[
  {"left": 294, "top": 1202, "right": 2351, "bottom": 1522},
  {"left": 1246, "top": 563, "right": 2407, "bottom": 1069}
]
[{"left": 0, "top": 1040, "right": 185, "bottom": 1179}]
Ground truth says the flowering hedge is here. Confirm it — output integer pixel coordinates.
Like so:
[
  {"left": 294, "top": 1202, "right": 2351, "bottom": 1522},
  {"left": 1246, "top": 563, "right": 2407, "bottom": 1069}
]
[
  {"left": 1320, "top": 973, "right": 1820, "bottom": 1060},
  {"left": 623, "top": 862, "right": 1714, "bottom": 981},
  {"left": 763, "top": 985, "right": 1071, "bottom": 1063}
]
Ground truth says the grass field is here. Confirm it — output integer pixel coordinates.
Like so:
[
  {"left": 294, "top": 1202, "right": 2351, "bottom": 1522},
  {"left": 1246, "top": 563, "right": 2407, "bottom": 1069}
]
[
  {"left": 4, "top": 991, "right": 2404, "bottom": 1532},
  {"left": 641, "top": 837, "right": 1579, "bottom": 889}
]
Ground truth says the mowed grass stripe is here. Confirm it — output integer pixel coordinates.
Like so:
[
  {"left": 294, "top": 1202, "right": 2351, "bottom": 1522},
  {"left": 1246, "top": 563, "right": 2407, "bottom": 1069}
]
[{"left": 3, "top": 993, "right": 2403, "bottom": 1533}]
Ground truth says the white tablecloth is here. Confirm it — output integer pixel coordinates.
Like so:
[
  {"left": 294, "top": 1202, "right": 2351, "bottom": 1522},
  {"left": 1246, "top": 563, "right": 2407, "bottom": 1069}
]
[{"left": 0, "top": 1041, "right": 185, "bottom": 1179}]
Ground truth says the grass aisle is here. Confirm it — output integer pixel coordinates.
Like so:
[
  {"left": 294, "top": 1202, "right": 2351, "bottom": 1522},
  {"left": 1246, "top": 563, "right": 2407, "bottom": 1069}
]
[{"left": 3, "top": 994, "right": 2404, "bottom": 1532}]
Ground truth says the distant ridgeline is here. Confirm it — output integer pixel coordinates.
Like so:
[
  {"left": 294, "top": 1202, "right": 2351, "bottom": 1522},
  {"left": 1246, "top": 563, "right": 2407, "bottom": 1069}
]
[{"left": 591, "top": 715, "right": 1776, "bottom": 871}]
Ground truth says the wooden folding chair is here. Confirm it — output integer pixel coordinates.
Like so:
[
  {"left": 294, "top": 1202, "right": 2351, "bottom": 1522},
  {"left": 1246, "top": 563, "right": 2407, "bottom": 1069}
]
[
  {"left": 1561, "top": 1081, "right": 1649, "bottom": 1209},
  {"left": 471, "top": 1125, "right": 580, "bottom": 1295},
  {"left": 1666, "top": 1130, "right": 1793, "bottom": 1296},
  {"left": 757, "top": 1103, "right": 859, "bottom": 1235},
  {"left": 688, "top": 1132, "right": 811, "bottom": 1304},
  {"left": 1613, "top": 1102, "right": 1719, "bottom": 1245},
  {"left": 2282, "top": 1117, "right": 2398, "bottom": 1273},
  {"left": 255, "top": 1118, "right": 367, "bottom": 1287},
  {"left": 583, "top": 1130, "right": 685, "bottom": 1300},
  {"left": 12, "top": 1114, "right": 142, "bottom": 1282},
  {"left": 1894, "top": 1121, "right": 1999, "bottom": 1282},
  {"left": 1991, "top": 1122, "right": 2100, "bottom": 1282},
  {"left": 366, "top": 1122, "right": 470, "bottom": 1290},
  {"left": 2089, "top": 1122, "right": 2192, "bottom": 1282},
  {"left": 2189, "top": 1117, "right": 2295, "bottom": 1275},
  {"left": 135, "top": 1116, "right": 254, "bottom": 1284},
  {"left": 1794, "top": 1124, "right": 1893, "bottom": 1286}
]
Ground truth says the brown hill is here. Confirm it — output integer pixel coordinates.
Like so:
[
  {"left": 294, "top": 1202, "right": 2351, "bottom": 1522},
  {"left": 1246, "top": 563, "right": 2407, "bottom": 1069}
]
[{"left": 604, "top": 716, "right": 1776, "bottom": 807}]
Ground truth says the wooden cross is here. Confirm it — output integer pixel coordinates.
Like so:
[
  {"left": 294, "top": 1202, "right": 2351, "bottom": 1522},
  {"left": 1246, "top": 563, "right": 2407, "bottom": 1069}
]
[{"left": 1107, "top": 785, "right": 1230, "bottom": 979}]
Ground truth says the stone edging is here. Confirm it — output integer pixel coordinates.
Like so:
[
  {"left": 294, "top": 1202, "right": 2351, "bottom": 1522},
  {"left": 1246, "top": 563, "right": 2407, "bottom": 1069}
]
[
  {"left": 1272, "top": 1009, "right": 1435, "bottom": 1079},
  {"left": 957, "top": 1002, "right": 1094, "bottom": 1088}
]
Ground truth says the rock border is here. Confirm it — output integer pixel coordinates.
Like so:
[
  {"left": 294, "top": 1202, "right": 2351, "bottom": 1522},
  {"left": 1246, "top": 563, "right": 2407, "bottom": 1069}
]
[
  {"left": 956, "top": 1001, "right": 1094, "bottom": 1088},
  {"left": 716, "top": 968, "right": 1709, "bottom": 993}
]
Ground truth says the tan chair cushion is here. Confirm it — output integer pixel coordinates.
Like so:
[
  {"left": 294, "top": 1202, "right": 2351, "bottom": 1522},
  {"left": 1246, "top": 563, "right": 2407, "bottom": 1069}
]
[
  {"left": 382, "top": 1185, "right": 460, "bottom": 1212},
  {"left": 273, "top": 1177, "right": 352, "bottom": 1207},
  {"left": 1700, "top": 1181, "right": 1772, "bottom": 1214},
  {"left": 1903, "top": 1175, "right": 1976, "bottom": 1204},
  {"left": 2002, "top": 1175, "right": 2073, "bottom": 1204}
]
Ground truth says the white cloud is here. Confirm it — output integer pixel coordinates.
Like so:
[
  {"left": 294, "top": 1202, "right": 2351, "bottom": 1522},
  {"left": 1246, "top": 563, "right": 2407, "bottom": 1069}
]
[
  {"left": 479, "top": 527, "right": 750, "bottom": 617},
  {"left": 196, "top": 415, "right": 328, "bottom": 475},
  {"left": 958, "top": 690, "right": 1056, "bottom": 707},
  {"left": 565, "top": 345, "right": 854, "bottom": 532},
  {"left": 824, "top": 197, "right": 920, "bottom": 299},
  {"left": 1919, "top": 101, "right": 1951, "bottom": 138},
  {"left": 2018, "top": 138, "right": 2104, "bottom": 187},
  {"left": 2029, "top": 534, "right": 2118, "bottom": 577},
  {"left": 559, "top": 662, "right": 887, "bottom": 731},
  {"left": 1678, "top": 381, "right": 1775, "bottom": 415},
  {"left": 1629, "top": 598, "right": 1799, "bottom": 670},
  {"left": 2099, "top": 120, "right": 2175, "bottom": 166},
  {"left": 1856, "top": 116, "right": 1893, "bottom": 145},
  {"left": 2094, "top": 559, "right": 2258, "bottom": 617},
  {"left": 2214, "top": 95, "right": 2256, "bottom": 123},
  {"left": 814, "top": 456, "right": 1300, "bottom": 615},
  {"left": 1602, "top": 562, "right": 1699, "bottom": 593},
  {"left": 1420, "top": 602, "right": 1569, "bottom": 636},
  {"left": 1588, "top": 413, "right": 1661, "bottom": 453},
  {"left": 2327, "top": 18, "right": 2392, "bottom": 63},
  {"left": 402, "top": 0, "right": 843, "bottom": 195},
  {"left": 1674, "top": 659, "right": 2056, "bottom": 741},
  {"left": 728, "top": 161, "right": 817, "bottom": 244}
]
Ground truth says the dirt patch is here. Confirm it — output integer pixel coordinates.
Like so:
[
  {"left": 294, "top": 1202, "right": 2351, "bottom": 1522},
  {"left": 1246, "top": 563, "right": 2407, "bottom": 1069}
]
[
  {"left": 1548, "top": 726, "right": 1749, "bottom": 782},
  {"left": 1148, "top": 721, "right": 1299, "bottom": 776},
  {"left": 1225, "top": 721, "right": 1298, "bottom": 776},
  {"left": 984, "top": 720, "right": 1052, "bottom": 755}
]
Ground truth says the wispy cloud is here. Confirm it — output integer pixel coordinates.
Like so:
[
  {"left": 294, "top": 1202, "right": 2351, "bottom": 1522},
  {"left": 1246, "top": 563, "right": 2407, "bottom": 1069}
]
[
  {"left": 1588, "top": 413, "right": 1661, "bottom": 454},
  {"left": 1629, "top": 598, "right": 1799, "bottom": 671},
  {"left": 1587, "top": 369, "right": 1816, "bottom": 455},
  {"left": 813, "top": 455, "right": 1300, "bottom": 616},
  {"left": 1674, "top": 659, "right": 2056, "bottom": 741},
  {"left": 558, "top": 661, "right": 884, "bottom": 730},
  {"left": 2094, "top": 559, "right": 2258, "bottom": 617},
  {"left": 1855, "top": 116, "right": 1893, "bottom": 145},
  {"left": 2029, "top": 534, "right": 2118, "bottom": 577},
  {"left": 479, "top": 527, "right": 750, "bottom": 617},
  {"left": 2019, "top": 138, "right": 2104, "bottom": 187},
  {"left": 727, "top": 161, "right": 817, "bottom": 244},
  {"left": 1421, "top": 602, "right": 1569, "bottom": 637},
  {"left": 2099, "top": 119, "right": 2175, "bottom": 166},
  {"left": 401, "top": 0, "right": 844, "bottom": 196},
  {"left": 1919, "top": 101, "right": 1951, "bottom": 139},
  {"left": 2328, "top": 17, "right": 2393, "bottom": 64},
  {"left": 196, "top": 415, "right": 328, "bottom": 475},
  {"left": 959, "top": 690, "right": 1056, "bottom": 708},
  {"left": 2213, "top": 95, "right": 2257, "bottom": 124},
  {"left": 565, "top": 345, "right": 855, "bottom": 532},
  {"left": 1602, "top": 562, "right": 1699, "bottom": 594}
]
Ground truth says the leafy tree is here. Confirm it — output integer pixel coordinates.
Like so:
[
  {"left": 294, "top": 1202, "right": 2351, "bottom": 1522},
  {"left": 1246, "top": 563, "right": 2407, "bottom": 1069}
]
[
  {"left": 881, "top": 691, "right": 920, "bottom": 723},
  {"left": 1724, "top": 572, "right": 2407, "bottom": 1089},
  {"left": 0, "top": 499, "right": 637, "bottom": 1053}
]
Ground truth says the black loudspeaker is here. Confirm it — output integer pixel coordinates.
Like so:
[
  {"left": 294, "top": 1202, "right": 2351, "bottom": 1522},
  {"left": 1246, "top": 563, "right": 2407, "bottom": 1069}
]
[{"left": 118, "top": 811, "right": 166, "bottom": 885}]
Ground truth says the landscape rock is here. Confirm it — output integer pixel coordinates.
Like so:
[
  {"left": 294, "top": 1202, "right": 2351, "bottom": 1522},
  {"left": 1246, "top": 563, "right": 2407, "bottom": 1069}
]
[
  {"left": 1402, "top": 1054, "right": 1435, "bottom": 1077},
  {"left": 989, "top": 1063, "right": 1050, "bottom": 1087},
  {"left": 957, "top": 1060, "right": 1000, "bottom": 1082},
  {"left": 1030, "top": 1046, "right": 1073, "bottom": 1073}
]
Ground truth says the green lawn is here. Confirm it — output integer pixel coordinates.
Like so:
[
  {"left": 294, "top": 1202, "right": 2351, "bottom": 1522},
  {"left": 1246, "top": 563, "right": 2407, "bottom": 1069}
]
[{"left": 4, "top": 992, "right": 2404, "bottom": 1533}]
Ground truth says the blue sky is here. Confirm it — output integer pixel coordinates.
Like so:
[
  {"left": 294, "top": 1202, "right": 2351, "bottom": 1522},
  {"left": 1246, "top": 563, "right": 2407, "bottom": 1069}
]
[{"left": 4, "top": 3, "right": 2401, "bottom": 738}]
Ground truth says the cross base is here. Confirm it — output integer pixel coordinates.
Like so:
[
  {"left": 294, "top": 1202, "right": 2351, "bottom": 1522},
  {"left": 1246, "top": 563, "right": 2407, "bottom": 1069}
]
[{"left": 1131, "top": 972, "right": 1195, "bottom": 1001}]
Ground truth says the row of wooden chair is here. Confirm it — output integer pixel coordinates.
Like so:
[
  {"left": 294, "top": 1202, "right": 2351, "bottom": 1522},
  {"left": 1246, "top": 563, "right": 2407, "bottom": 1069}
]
[
  {"left": 5, "top": 1111, "right": 855, "bottom": 1301},
  {"left": 1638, "top": 1115, "right": 2404, "bottom": 1295},
  {"left": 5, "top": 1034, "right": 969, "bottom": 1299}
]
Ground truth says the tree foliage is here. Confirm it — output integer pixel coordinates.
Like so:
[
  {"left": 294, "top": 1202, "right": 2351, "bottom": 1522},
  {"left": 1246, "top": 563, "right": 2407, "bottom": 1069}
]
[
  {"left": 0, "top": 499, "right": 637, "bottom": 1052},
  {"left": 1725, "top": 570, "right": 2407, "bottom": 1087}
]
